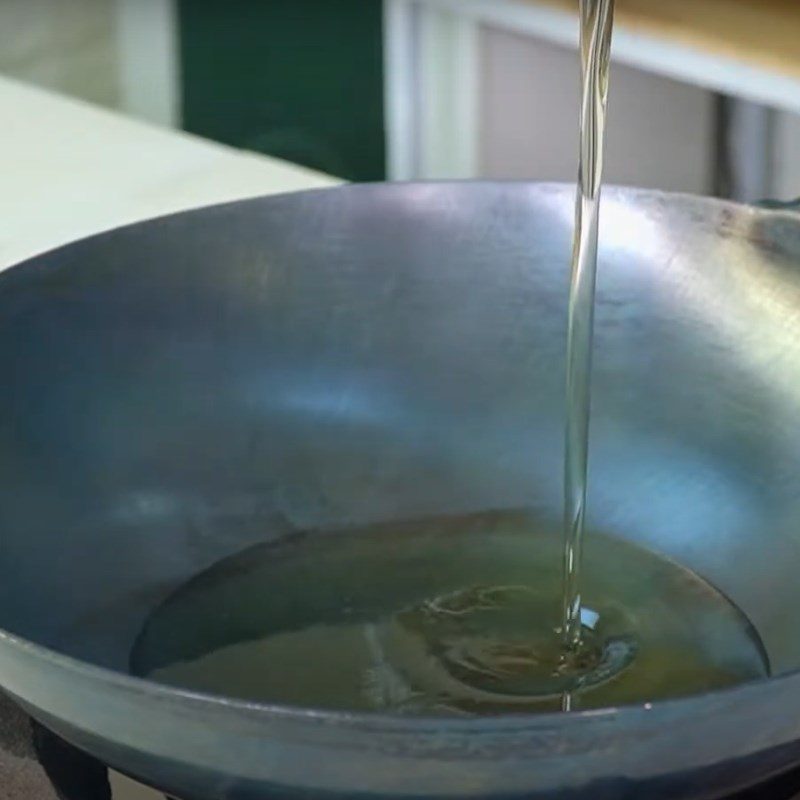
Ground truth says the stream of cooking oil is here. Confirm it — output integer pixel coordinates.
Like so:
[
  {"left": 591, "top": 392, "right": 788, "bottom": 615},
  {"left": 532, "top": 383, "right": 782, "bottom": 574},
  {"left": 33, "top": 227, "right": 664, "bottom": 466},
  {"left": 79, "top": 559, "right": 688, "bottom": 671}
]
[{"left": 560, "top": 0, "right": 616, "bottom": 710}]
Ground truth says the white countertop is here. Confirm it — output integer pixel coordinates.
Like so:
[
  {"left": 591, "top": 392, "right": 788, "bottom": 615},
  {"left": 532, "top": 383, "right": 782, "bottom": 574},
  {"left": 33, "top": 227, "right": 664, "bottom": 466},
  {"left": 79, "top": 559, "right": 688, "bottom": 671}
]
[{"left": 0, "top": 75, "right": 338, "bottom": 270}]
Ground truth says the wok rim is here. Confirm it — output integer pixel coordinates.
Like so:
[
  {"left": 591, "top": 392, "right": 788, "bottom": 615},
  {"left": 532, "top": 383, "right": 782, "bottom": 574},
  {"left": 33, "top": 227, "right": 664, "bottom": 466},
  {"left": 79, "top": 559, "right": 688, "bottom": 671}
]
[{"left": 0, "top": 179, "right": 796, "bottom": 739}]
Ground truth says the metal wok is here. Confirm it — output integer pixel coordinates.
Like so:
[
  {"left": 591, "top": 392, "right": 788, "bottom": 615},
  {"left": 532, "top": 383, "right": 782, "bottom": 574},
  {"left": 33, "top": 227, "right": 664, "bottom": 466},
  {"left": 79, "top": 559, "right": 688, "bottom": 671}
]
[{"left": 0, "top": 183, "right": 800, "bottom": 798}]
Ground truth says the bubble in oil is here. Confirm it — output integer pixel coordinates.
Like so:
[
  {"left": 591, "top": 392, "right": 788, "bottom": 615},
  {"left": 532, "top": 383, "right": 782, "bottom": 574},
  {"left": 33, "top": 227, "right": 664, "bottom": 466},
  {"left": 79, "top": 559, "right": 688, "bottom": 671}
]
[{"left": 130, "top": 510, "right": 770, "bottom": 715}]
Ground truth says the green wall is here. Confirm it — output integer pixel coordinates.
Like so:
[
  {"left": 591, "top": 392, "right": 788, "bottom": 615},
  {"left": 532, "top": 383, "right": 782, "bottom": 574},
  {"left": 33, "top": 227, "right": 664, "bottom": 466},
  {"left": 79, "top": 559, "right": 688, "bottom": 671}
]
[{"left": 178, "top": 0, "right": 386, "bottom": 181}]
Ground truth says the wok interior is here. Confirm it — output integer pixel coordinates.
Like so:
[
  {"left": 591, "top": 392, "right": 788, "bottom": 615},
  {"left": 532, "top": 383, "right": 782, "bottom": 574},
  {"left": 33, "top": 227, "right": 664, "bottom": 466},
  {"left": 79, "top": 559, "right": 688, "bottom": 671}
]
[{"left": 0, "top": 184, "right": 799, "bottom": 693}]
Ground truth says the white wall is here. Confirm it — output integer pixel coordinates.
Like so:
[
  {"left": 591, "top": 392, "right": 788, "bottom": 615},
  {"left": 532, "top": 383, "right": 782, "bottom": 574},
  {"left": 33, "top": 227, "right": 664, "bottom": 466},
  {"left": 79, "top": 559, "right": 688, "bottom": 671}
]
[
  {"left": 0, "top": 0, "right": 178, "bottom": 128},
  {"left": 478, "top": 26, "right": 716, "bottom": 194},
  {"left": 0, "top": 0, "right": 120, "bottom": 109},
  {"left": 775, "top": 111, "right": 800, "bottom": 202}
]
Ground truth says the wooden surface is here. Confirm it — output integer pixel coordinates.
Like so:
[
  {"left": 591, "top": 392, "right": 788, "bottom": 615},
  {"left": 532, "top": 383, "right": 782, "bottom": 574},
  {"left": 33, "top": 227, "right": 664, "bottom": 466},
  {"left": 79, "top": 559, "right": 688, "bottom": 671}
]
[{"left": 536, "top": 0, "right": 800, "bottom": 79}]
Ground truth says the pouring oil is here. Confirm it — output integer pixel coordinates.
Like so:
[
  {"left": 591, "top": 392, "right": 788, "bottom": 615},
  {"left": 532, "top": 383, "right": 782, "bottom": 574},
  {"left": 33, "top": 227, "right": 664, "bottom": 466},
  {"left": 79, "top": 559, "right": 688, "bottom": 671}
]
[
  {"left": 131, "top": 511, "right": 769, "bottom": 714},
  {"left": 560, "top": 0, "right": 616, "bottom": 710},
  {"left": 131, "top": 0, "right": 771, "bottom": 713}
]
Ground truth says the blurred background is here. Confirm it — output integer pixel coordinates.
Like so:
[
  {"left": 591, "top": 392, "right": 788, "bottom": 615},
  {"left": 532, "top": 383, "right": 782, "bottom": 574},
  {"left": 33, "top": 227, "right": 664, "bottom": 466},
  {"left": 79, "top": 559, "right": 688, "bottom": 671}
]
[{"left": 2, "top": 0, "right": 799, "bottom": 203}]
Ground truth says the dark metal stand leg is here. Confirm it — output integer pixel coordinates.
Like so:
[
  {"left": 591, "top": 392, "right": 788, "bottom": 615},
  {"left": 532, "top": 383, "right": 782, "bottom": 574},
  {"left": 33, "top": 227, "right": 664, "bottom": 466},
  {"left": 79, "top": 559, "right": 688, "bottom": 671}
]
[{"left": 31, "top": 720, "right": 112, "bottom": 800}]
